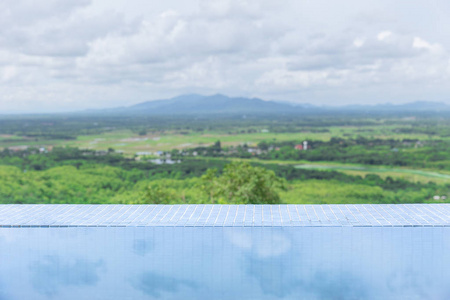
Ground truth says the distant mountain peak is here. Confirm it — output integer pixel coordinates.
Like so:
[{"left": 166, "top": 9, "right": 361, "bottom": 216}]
[
  {"left": 120, "top": 94, "right": 300, "bottom": 115},
  {"left": 95, "top": 94, "right": 450, "bottom": 115}
]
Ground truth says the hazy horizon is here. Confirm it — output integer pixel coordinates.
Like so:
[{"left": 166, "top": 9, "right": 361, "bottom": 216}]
[
  {"left": 2, "top": 93, "right": 448, "bottom": 115},
  {"left": 1, "top": 0, "right": 450, "bottom": 113}
]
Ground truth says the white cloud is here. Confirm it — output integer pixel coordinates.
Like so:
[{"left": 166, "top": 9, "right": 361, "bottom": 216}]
[
  {"left": 413, "top": 37, "right": 443, "bottom": 54},
  {"left": 1, "top": 0, "right": 450, "bottom": 112},
  {"left": 377, "top": 31, "right": 392, "bottom": 41},
  {"left": 353, "top": 38, "right": 365, "bottom": 48},
  {"left": 0, "top": 66, "right": 18, "bottom": 82}
]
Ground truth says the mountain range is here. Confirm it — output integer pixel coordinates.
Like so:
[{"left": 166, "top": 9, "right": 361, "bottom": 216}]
[
  {"left": 97, "top": 94, "right": 450, "bottom": 115},
  {"left": 104, "top": 94, "right": 298, "bottom": 114}
]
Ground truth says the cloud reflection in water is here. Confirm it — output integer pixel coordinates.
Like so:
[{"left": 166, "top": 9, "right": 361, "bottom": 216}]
[
  {"left": 133, "top": 239, "right": 154, "bottom": 256},
  {"left": 29, "top": 256, "right": 104, "bottom": 296},
  {"left": 0, "top": 226, "right": 448, "bottom": 299},
  {"left": 132, "top": 271, "right": 198, "bottom": 298}
]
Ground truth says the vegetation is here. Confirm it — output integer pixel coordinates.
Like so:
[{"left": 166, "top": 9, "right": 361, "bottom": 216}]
[
  {"left": 0, "top": 112, "right": 448, "bottom": 204},
  {"left": 200, "top": 162, "right": 286, "bottom": 204}
]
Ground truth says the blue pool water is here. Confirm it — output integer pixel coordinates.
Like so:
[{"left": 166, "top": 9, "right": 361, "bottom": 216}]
[{"left": 0, "top": 205, "right": 449, "bottom": 299}]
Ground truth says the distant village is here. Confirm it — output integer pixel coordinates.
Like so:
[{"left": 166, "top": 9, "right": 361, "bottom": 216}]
[
  {"left": 5, "top": 137, "right": 429, "bottom": 163},
  {"left": 133, "top": 140, "right": 310, "bottom": 160},
  {"left": 6, "top": 145, "right": 52, "bottom": 154}
]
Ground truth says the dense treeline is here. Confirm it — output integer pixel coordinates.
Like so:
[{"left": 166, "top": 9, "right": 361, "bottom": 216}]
[
  {"left": 262, "top": 137, "right": 450, "bottom": 169},
  {"left": 2, "top": 147, "right": 446, "bottom": 189},
  {"left": 0, "top": 147, "right": 447, "bottom": 205},
  {"left": 0, "top": 147, "right": 230, "bottom": 179},
  {"left": 186, "top": 136, "right": 450, "bottom": 170}
]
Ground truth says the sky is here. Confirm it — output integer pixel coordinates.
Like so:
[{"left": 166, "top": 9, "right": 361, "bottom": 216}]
[{"left": 1, "top": 0, "right": 450, "bottom": 113}]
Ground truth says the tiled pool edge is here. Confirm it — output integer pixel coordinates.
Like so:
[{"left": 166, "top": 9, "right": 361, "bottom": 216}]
[{"left": 1, "top": 204, "right": 449, "bottom": 227}]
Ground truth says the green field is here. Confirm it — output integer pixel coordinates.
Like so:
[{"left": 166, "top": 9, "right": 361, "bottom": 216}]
[
  {"left": 295, "top": 163, "right": 450, "bottom": 184},
  {"left": 61, "top": 130, "right": 331, "bottom": 154},
  {"left": 0, "top": 123, "right": 443, "bottom": 155},
  {"left": 66, "top": 127, "right": 446, "bottom": 154}
]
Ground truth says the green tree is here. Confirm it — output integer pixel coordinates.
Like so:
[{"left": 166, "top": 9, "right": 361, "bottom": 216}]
[
  {"left": 200, "top": 162, "right": 286, "bottom": 204},
  {"left": 212, "top": 140, "right": 221, "bottom": 150},
  {"left": 258, "top": 141, "right": 269, "bottom": 151},
  {"left": 143, "top": 184, "right": 177, "bottom": 204}
]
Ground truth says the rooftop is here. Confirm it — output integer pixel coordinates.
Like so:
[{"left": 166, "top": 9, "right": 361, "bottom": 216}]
[{"left": 0, "top": 204, "right": 450, "bottom": 228}]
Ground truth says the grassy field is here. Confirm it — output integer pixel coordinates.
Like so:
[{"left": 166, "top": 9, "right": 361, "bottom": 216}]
[
  {"left": 67, "top": 125, "right": 448, "bottom": 153},
  {"left": 1, "top": 123, "right": 444, "bottom": 155},
  {"left": 58, "top": 130, "right": 335, "bottom": 154},
  {"left": 295, "top": 163, "right": 450, "bottom": 184},
  {"left": 0, "top": 134, "right": 22, "bottom": 141}
]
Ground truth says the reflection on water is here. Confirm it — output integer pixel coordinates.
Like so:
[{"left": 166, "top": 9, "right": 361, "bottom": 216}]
[
  {"left": 29, "top": 256, "right": 104, "bottom": 296},
  {"left": 0, "top": 226, "right": 449, "bottom": 299},
  {"left": 132, "top": 271, "right": 198, "bottom": 298},
  {"left": 133, "top": 239, "right": 154, "bottom": 257}
]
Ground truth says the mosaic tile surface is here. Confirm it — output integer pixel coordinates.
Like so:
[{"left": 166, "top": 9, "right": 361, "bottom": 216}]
[{"left": 0, "top": 204, "right": 449, "bottom": 227}]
